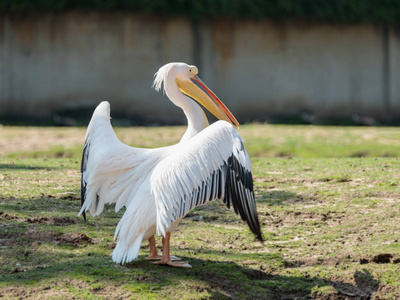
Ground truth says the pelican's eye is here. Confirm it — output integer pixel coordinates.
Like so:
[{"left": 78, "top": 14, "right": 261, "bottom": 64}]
[
  {"left": 187, "top": 68, "right": 194, "bottom": 78},
  {"left": 187, "top": 66, "right": 198, "bottom": 77}
]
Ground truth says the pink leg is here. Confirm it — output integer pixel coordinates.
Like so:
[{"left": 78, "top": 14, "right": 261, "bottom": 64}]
[
  {"left": 145, "top": 236, "right": 160, "bottom": 260},
  {"left": 151, "top": 232, "right": 191, "bottom": 268},
  {"left": 145, "top": 235, "right": 181, "bottom": 261}
]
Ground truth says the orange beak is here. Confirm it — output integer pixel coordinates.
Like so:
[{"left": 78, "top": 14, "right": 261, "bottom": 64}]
[{"left": 176, "top": 75, "right": 240, "bottom": 128}]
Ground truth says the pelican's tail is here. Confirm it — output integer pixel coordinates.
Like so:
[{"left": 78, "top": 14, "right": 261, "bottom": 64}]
[
  {"left": 112, "top": 231, "right": 144, "bottom": 265},
  {"left": 112, "top": 193, "right": 156, "bottom": 264}
]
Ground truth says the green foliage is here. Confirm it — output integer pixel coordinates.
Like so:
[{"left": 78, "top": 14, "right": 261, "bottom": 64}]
[{"left": 0, "top": 0, "right": 399, "bottom": 24}]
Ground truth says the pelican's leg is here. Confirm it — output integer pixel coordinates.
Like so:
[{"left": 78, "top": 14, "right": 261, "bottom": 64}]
[
  {"left": 145, "top": 236, "right": 160, "bottom": 260},
  {"left": 145, "top": 235, "right": 181, "bottom": 261},
  {"left": 151, "top": 232, "right": 191, "bottom": 268}
]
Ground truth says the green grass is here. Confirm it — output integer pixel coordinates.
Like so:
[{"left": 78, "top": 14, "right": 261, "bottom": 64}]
[
  {"left": 2, "top": 124, "right": 400, "bottom": 159},
  {"left": 1, "top": 124, "right": 400, "bottom": 299}
]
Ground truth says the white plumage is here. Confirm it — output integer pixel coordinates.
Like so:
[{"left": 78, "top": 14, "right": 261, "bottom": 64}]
[{"left": 80, "top": 62, "right": 262, "bottom": 268}]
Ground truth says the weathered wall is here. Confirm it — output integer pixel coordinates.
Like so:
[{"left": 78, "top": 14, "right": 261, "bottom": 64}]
[{"left": 0, "top": 12, "right": 399, "bottom": 123}]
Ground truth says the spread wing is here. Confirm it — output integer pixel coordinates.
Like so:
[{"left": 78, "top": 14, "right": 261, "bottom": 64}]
[
  {"left": 151, "top": 121, "right": 263, "bottom": 241},
  {"left": 80, "top": 101, "right": 162, "bottom": 218}
]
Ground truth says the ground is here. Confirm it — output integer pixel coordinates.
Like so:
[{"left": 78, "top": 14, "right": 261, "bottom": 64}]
[{"left": 0, "top": 124, "right": 399, "bottom": 299}]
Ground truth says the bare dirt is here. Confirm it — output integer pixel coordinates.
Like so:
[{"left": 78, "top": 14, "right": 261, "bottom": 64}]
[
  {"left": 0, "top": 212, "right": 77, "bottom": 226},
  {"left": 0, "top": 229, "right": 91, "bottom": 248},
  {"left": 0, "top": 212, "right": 90, "bottom": 249}
]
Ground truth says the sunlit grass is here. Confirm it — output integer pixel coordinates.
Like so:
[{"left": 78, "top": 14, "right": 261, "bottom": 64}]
[
  {"left": 0, "top": 125, "right": 400, "bottom": 299},
  {"left": 1, "top": 124, "right": 400, "bottom": 159}
]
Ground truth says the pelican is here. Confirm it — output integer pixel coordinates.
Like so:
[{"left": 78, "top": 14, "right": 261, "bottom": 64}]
[{"left": 79, "top": 62, "right": 263, "bottom": 268}]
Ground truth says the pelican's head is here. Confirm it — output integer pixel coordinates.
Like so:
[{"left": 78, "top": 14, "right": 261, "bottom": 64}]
[{"left": 153, "top": 62, "right": 239, "bottom": 127}]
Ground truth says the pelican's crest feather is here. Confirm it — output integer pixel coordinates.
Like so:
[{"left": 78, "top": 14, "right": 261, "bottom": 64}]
[{"left": 153, "top": 63, "right": 174, "bottom": 93}]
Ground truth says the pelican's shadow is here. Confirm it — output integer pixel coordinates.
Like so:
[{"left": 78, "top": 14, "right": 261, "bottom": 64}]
[
  {"left": 125, "top": 252, "right": 380, "bottom": 299},
  {"left": 257, "top": 190, "right": 303, "bottom": 205}
]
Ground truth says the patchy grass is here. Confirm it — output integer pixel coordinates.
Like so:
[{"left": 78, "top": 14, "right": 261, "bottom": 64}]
[
  {"left": 1, "top": 124, "right": 400, "bottom": 159},
  {"left": 0, "top": 124, "right": 400, "bottom": 299}
]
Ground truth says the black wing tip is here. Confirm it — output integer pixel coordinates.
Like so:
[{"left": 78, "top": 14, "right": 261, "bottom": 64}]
[
  {"left": 80, "top": 177, "right": 87, "bottom": 222},
  {"left": 250, "top": 219, "right": 263, "bottom": 242},
  {"left": 80, "top": 190, "right": 87, "bottom": 222},
  {"left": 80, "top": 141, "right": 88, "bottom": 223},
  {"left": 255, "top": 231, "right": 264, "bottom": 243},
  {"left": 80, "top": 193, "right": 87, "bottom": 222}
]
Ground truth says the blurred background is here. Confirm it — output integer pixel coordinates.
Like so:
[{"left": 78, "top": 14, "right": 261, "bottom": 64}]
[{"left": 0, "top": 0, "right": 399, "bottom": 126}]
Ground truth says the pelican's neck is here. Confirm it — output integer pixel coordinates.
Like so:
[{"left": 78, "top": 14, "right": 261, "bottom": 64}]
[{"left": 165, "top": 78, "right": 209, "bottom": 142}]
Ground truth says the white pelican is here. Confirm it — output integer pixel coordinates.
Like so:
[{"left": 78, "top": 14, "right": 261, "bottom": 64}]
[{"left": 79, "top": 62, "right": 263, "bottom": 268}]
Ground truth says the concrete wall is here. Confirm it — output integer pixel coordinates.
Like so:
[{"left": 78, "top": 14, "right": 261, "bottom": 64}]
[{"left": 1, "top": 12, "right": 399, "bottom": 123}]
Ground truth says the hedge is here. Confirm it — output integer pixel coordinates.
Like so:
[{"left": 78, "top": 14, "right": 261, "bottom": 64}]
[{"left": 0, "top": 0, "right": 399, "bottom": 24}]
